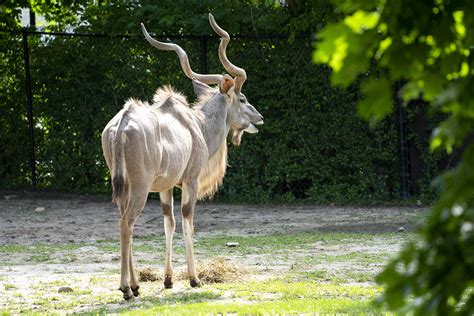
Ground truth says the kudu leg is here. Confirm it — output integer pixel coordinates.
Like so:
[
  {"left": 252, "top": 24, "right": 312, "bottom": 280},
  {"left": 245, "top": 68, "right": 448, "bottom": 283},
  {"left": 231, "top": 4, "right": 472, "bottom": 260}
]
[
  {"left": 119, "top": 216, "right": 134, "bottom": 300},
  {"left": 128, "top": 221, "right": 140, "bottom": 297},
  {"left": 160, "top": 189, "right": 175, "bottom": 289},
  {"left": 181, "top": 181, "right": 200, "bottom": 287},
  {"left": 118, "top": 186, "right": 148, "bottom": 300}
]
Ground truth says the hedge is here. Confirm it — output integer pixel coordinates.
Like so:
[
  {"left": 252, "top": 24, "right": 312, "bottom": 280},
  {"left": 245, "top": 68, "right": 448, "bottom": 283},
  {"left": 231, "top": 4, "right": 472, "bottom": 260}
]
[{"left": 0, "top": 31, "right": 444, "bottom": 203}]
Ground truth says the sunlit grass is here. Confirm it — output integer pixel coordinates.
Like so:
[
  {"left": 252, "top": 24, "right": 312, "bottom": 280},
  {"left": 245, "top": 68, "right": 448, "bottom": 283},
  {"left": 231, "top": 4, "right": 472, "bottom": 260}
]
[
  {"left": 122, "top": 298, "right": 377, "bottom": 315},
  {"left": 0, "top": 230, "right": 414, "bottom": 314},
  {"left": 293, "top": 269, "right": 375, "bottom": 283},
  {"left": 214, "top": 280, "right": 383, "bottom": 299},
  {"left": 114, "top": 280, "right": 383, "bottom": 315}
]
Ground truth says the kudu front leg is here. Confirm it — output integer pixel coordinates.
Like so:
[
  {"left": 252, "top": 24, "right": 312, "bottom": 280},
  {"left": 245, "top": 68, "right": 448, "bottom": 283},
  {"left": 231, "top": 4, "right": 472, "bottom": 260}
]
[
  {"left": 181, "top": 181, "right": 201, "bottom": 287},
  {"left": 160, "top": 189, "right": 175, "bottom": 289}
]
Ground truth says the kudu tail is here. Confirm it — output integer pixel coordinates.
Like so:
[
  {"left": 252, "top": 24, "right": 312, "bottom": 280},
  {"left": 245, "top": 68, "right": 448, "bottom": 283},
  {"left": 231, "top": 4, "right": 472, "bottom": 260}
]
[
  {"left": 111, "top": 114, "right": 129, "bottom": 204},
  {"left": 111, "top": 171, "right": 125, "bottom": 203}
]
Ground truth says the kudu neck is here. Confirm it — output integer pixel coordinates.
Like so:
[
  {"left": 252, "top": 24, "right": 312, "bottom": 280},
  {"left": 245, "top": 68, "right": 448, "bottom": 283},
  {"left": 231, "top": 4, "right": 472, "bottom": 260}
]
[{"left": 198, "top": 93, "right": 230, "bottom": 157}]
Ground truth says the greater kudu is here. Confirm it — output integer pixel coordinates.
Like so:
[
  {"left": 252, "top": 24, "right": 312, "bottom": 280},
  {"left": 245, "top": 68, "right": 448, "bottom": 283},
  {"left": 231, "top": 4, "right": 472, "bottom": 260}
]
[{"left": 101, "top": 14, "right": 263, "bottom": 300}]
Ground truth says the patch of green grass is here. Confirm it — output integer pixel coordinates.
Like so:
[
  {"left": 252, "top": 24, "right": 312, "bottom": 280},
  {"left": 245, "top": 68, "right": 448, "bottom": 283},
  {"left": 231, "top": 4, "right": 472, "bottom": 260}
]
[
  {"left": 133, "top": 235, "right": 162, "bottom": 242},
  {"left": 123, "top": 298, "right": 378, "bottom": 315},
  {"left": 286, "top": 266, "right": 377, "bottom": 284},
  {"left": 86, "top": 280, "right": 384, "bottom": 315},
  {"left": 59, "top": 254, "right": 77, "bottom": 263},
  {"left": 90, "top": 276, "right": 114, "bottom": 284},
  {"left": 300, "top": 251, "right": 392, "bottom": 266},
  {"left": 0, "top": 242, "right": 117, "bottom": 265},
  {"left": 96, "top": 242, "right": 118, "bottom": 252},
  {"left": 0, "top": 243, "right": 87, "bottom": 254},
  {"left": 214, "top": 280, "right": 382, "bottom": 300},
  {"left": 4, "top": 283, "right": 16, "bottom": 290},
  {"left": 29, "top": 254, "right": 51, "bottom": 263},
  {"left": 102, "top": 268, "right": 121, "bottom": 274},
  {"left": 0, "top": 244, "right": 34, "bottom": 254},
  {"left": 8, "top": 284, "right": 121, "bottom": 313},
  {"left": 134, "top": 242, "right": 163, "bottom": 253},
  {"left": 36, "top": 279, "right": 64, "bottom": 288},
  {"left": 299, "top": 270, "right": 329, "bottom": 280},
  {"left": 331, "top": 270, "right": 375, "bottom": 283},
  {"left": 145, "top": 290, "right": 221, "bottom": 305},
  {"left": 96, "top": 238, "right": 179, "bottom": 256},
  {"left": 195, "top": 231, "right": 414, "bottom": 256},
  {"left": 122, "top": 282, "right": 381, "bottom": 315}
]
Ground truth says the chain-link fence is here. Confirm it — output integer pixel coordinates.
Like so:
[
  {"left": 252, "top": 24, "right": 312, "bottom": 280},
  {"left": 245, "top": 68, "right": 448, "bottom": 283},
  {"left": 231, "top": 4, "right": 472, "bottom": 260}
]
[{"left": 0, "top": 29, "right": 447, "bottom": 203}]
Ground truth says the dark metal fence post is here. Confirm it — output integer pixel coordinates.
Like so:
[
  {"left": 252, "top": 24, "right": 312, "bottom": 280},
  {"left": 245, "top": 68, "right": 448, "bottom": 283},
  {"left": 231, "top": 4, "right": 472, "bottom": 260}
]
[
  {"left": 397, "top": 81, "right": 410, "bottom": 199},
  {"left": 22, "top": 29, "right": 37, "bottom": 190},
  {"left": 199, "top": 35, "right": 208, "bottom": 74}
]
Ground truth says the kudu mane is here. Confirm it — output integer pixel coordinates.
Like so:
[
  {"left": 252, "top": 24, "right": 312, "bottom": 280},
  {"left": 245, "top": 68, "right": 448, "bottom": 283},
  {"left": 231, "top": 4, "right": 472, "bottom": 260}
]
[
  {"left": 193, "top": 89, "right": 229, "bottom": 199},
  {"left": 197, "top": 140, "right": 227, "bottom": 199}
]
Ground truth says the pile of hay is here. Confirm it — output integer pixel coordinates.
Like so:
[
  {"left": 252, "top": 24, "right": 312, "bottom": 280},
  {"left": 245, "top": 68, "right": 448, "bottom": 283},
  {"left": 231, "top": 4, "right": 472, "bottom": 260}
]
[
  {"left": 137, "top": 267, "right": 162, "bottom": 282},
  {"left": 196, "top": 257, "right": 244, "bottom": 284},
  {"left": 137, "top": 258, "right": 245, "bottom": 284}
]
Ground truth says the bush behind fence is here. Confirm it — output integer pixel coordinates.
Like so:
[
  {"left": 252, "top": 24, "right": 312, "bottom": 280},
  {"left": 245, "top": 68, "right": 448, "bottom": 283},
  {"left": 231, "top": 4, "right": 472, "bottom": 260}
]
[{"left": 0, "top": 30, "right": 445, "bottom": 203}]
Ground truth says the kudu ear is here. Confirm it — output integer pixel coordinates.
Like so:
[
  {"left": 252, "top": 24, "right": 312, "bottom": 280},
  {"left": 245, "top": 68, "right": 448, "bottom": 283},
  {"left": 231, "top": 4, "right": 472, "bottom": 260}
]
[
  {"left": 219, "top": 74, "right": 235, "bottom": 96},
  {"left": 192, "top": 79, "right": 214, "bottom": 97}
]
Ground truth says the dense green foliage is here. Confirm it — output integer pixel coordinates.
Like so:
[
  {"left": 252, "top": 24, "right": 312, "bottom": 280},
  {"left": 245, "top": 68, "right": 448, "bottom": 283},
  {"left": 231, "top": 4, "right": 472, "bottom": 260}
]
[
  {"left": 313, "top": 0, "right": 474, "bottom": 314},
  {"left": 0, "top": 0, "right": 83, "bottom": 30},
  {"left": 0, "top": 1, "right": 445, "bottom": 203},
  {"left": 1, "top": 31, "right": 401, "bottom": 202},
  {"left": 0, "top": 32, "right": 30, "bottom": 188}
]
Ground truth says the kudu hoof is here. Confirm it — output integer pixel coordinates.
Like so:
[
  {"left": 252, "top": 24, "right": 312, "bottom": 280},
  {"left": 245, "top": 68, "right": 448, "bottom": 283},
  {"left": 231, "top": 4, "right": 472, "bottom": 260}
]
[
  {"left": 190, "top": 279, "right": 201, "bottom": 288},
  {"left": 131, "top": 285, "right": 140, "bottom": 297},
  {"left": 164, "top": 276, "right": 173, "bottom": 289},
  {"left": 119, "top": 286, "right": 133, "bottom": 300}
]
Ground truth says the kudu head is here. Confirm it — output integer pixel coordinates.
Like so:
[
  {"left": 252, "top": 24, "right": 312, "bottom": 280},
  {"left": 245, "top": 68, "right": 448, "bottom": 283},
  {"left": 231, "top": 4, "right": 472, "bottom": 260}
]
[
  {"left": 141, "top": 15, "right": 263, "bottom": 146},
  {"left": 208, "top": 13, "right": 264, "bottom": 145}
]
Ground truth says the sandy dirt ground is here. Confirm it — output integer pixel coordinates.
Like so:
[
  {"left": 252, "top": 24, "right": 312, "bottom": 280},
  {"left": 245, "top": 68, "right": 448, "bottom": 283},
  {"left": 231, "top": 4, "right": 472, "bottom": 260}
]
[{"left": 0, "top": 192, "right": 420, "bottom": 245}]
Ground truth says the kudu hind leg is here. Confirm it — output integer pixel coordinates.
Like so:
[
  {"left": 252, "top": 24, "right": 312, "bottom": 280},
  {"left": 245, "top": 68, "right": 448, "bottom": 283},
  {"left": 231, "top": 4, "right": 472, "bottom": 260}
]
[
  {"left": 181, "top": 181, "right": 200, "bottom": 287},
  {"left": 118, "top": 186, "right": 148, "bottom": 300},
  {"left": 118, "top": 210, "right": 134, "bottom": 300},
  {"left": 129, "top": 225, "right": 140, "bottom": 297},
  {"left": 160, "top": 189, "right": 175, "bottom": 289}
]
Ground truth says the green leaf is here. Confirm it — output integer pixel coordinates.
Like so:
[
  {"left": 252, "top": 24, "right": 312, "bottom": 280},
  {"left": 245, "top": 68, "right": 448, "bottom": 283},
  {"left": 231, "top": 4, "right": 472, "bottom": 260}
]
[
  {"left": 313, "top": 22, "right": 351, "bottom": 68},
  {"left": 421, "top": 71, "right": 445, "bottom": 101},
  {"left": 331, "top": 0, "right": 380, "bottom": 13},
  {"left": 400, "top": 80, "right": 422, "bottom": 102},
  {"left": 344, "top": 10, "right": 380, "bottom": 34},
  {"left": 430, "top": 114, "right": 474, "bottom": 154},
  {"left": 430, "top": 117, "right": 456, "bottom": 154},
  {"left": 314, "top": 18, "right": 379, "bottom": 86},
  {"left": 375, "top": 37, "right": 392, "bottom": 59},
  {"left": 357, "top": 78, "right": 393, "bottom": 124},
  {"left": 453, "top": 11, "right": 465, "bottom": 38},
  {"left": 380, "top": 42, "right": 429, "bottom": 80}
]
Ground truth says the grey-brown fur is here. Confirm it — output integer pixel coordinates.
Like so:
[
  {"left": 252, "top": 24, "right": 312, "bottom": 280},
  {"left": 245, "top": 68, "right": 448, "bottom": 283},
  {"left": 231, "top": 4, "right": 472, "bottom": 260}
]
[{"left": 101, "top": 14, "right": 263, "bottom": 300}]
